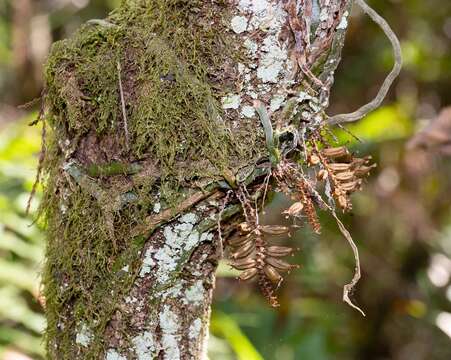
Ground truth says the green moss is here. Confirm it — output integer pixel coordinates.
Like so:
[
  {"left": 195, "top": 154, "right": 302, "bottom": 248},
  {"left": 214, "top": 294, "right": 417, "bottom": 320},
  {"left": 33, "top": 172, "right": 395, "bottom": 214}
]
[{"left": 38, "top": 1, "right": 262, "bottom": 358}]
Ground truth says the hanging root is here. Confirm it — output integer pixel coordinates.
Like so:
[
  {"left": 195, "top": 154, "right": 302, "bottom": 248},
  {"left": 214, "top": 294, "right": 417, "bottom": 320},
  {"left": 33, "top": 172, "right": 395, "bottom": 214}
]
[
  {"left": 332, "top": 212, "right": 366, "bottom": 317},
  {"left": 327, "top": 0, "right": 403, "bottom": 125}
]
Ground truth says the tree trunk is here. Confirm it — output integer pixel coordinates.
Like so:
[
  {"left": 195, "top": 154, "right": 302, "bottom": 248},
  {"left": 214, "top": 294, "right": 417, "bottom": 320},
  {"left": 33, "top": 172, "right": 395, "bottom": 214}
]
[{"left": 38, "top": 0, "right": 361, "bottom": 358}]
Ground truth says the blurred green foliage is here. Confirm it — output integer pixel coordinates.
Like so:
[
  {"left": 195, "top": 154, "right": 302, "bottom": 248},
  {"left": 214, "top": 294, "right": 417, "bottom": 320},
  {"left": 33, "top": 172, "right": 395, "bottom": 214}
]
[
  {"left": 1, "top": 0, "right": 451, "bottom": 359},
  {"left": 0, "top": 117, "right": 45, "bottom": 358}
]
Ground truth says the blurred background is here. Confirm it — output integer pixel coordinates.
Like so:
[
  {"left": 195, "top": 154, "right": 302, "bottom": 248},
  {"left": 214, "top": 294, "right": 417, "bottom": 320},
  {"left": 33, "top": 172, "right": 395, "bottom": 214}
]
[{"left": 0, "top": 0, "right": 451, "bottom": 359}]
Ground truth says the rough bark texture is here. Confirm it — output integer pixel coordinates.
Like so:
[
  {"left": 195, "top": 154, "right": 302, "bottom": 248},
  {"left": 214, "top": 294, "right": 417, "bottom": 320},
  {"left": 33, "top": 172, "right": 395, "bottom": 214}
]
[{"left": 38, "top": 0, "right": 356, "bottom": 359}]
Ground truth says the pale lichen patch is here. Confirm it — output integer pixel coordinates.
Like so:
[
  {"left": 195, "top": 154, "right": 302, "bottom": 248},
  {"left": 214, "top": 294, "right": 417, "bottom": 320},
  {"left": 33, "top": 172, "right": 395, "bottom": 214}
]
[
  {"left": 133, "top": 331, "right": 156, "bottom": 360},
  {"left": 184, "top": 280, "right": 205, "bottom": 304},
  {"left": 148, "top": 215, "right": 210, "bottom": 285},
  {"left": 257, "top": 35, "right": 288, "bottom": 83},
  {"left": 231, "top": 16, "right": 248, "bottom": 34},
  {"left": 244, "top": 38, "right": 258, "bottom": 58},
  {"left": 337, "top": 11, "right": 349, "bottom": 30},
  {"left": 221, "top": 94, "right": 241, "bottom": 110},
  {"left": 179, "top": 213, "right": 197, "bottom": 224},
  {"left": 241, "top": 105, "right": 256, "bottom": 118},
  {"left": 75, "top": 324, "right": 92, "bottom": 348},
  {"left": 189, "top": 318, "right": 202, "bottom": 340},
  {"left": 139, "top": 247, "right": 156, "bottom": 277},
  {"left": 270, "top": 94, "right": 286, "bottom": 112},
  {"left": 159, "top": 306, "right": 180, "bottom": 360},
  {"left": 105, "top": 349, "right": 127, "bottom": 360},
  {"left": 153, "top": 202, "right": 161, "bottom": 213}
]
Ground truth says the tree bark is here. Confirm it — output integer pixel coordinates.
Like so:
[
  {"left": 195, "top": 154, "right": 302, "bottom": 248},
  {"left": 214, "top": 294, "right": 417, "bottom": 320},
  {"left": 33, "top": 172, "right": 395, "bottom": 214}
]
[{"left": 39, "top": 0, "right": 357, "bottom": 358}]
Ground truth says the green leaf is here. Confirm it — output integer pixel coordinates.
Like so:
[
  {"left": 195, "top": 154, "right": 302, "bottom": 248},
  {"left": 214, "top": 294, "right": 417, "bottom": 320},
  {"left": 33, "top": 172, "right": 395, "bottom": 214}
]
[{"left": 211, "top": 311, "right": 264, "bottom": 360}]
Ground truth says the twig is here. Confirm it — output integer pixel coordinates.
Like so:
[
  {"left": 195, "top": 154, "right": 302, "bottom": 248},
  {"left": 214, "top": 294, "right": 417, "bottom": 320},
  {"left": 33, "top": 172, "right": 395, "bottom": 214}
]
[
  {"left": 87, "top": 19, "right": 116, "bottom": 28},
  {"left": 117, "top": 61, "right": 130, "bottom": 151},
  {"left": 132, "top": 190, "right": 219, "bottom": 236},
  {"left": 217, "top": 190, "right": 233, "bottom": 259},
  {"left": 26, "top": 115, "right": 46, "bottom": 215},
  {"left": 327, "top": 0, "right": 403, "bottom": 125}
]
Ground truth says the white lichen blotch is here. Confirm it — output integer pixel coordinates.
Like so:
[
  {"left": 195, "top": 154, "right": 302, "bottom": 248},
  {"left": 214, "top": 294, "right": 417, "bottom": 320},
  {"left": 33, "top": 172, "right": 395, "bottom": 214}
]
[
  {"left": 185, "top": 280, "right": 205, "bottom": 304},
  {"left": 231, "top": 15, "right": 248, "bottom": 34},
  {"left": 75, "top": 324, "right": 92, "bottom": 348},
  {"left": 337, "top": 11, "right": 349, "bottom": 30},
  {"left": 221, "top": 94, "right": 241, "bottom": 110},
  {"left": 241, "top": 105, "right": 256, "bottom": 118},
  {"left": 140, "top": 212, "right": 213, "bottom": 285},
  {"left": 105, "top": 349, "right": 127, "bottom": 360},
  {"left": 189, "top": 318, "right": 202, "bottom": 340},
  {"left": 133, "top": 331, "right": 156, "bottom": 360},
  {"left": 159, "top": 306, "right": 181, "bottom": 360},
  {"left": 139, "top": 247, "right": 156, "bottom": 277}
]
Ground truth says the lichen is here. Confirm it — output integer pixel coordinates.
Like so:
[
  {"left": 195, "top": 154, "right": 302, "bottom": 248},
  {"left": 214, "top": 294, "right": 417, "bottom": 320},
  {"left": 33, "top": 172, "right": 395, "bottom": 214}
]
[
  {"left": 184, "top": 280, "right": 206, "bottom": 304},
  {"left": 159, "top": 306, "right": 180, "bottom": 360},
  {"left": 105, "top": 349, "right": 127, "bottom": 360},
  {"left": 75, "top": 324, "right": 93, "bottom": 348},
  {"left": 132, "top": 331, "right": 156, "bottom": 360}
]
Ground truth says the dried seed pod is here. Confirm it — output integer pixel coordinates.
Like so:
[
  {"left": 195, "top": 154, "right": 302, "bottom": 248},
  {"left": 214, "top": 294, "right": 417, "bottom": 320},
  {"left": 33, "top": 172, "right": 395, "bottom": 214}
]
[
  {"left": 354, "top": 164, "right": 376, "bottom": 177},
  {"left": 282, "top": 202, "right": 304, "bottom": 216},
  {"left": 230, "top": 258, "right": 257, "bottom": 270},
  {"left": 263, "top": 264, "right": 283, "bottom": 284},
  {"left": 341, "top": 179, "right": 362, "bottom": 192},
  {"left": 334, "top": 171, "right": 355, "bottom": 181},
  {"left": 328, "top": 162, "right": 352, "bottom": 172},
  {"left": 265, "top": 257, "right": 297, "bottom": 272},
  {"left": 258, "top": 275, "right": 280, "bottom": 308},
  {"left": 231, "top": 241, "right": 255, "bottom": 260},
  {"left": 337, "top": 195, "right": 348, "bottom": 209},
  {"left": 238, "top": 268, "right": 258, "bottom": 281},
  {"left": 238, "top": 222, "right": 252, "bottom": 233},
  {"left": 321, "top": 146, "right": 349, "bottom": 158},
  {"left": 228, "top": 233, "right": 254, "bottom": 247},
  {"left": 259, "top": 225, "right": 290, "bottom": 235},
  {"left": 266, "top": 246, "right": 296, "bottom": 257},
  {"left": 351, "top": 157, "right": 371, "bottom": 168},
  {"left": 317, "top": 169, "right": 329, "bottom": 181}
]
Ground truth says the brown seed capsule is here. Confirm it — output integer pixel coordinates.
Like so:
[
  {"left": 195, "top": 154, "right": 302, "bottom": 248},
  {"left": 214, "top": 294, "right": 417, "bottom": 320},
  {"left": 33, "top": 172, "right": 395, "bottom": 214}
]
[
  {"left": 259, "top": 225, "right": 290, "bottom": 235},
  {"left": 341, "top": 179, "right": 362, "bottom": 192},
  {"left": 265, "top": 257, "right": 297, "bottom": 272},
  {"left": 354, "top": 164, "right": 376, "bottom": 177},
  {"left": 322, "top": 146, "right": 349, "bottom": 158},
  {"left": 334, "top": 171, "right": 355, "bottom": 181},
  {"left": 263, "top": 264, "right": 283, "bottom": 284},
  {"left": 337, "top": 195, "right": 348, "bottom": 209},
  {"left": 351, "top": 157, "right": 369, "bottom": 168},
  {"left": 308, "top": 154, "right": 321, "bottom": 165},
  {"left": 238, "top": 222, "right": 252, "bottom": 233},
  {"left": 238, "top": 268, "right": 258, "bottom": 281},
  {"left": 282, "top": 202, "right": 304, "bottom": 216},
  {"left": 231, "top": 241, "right": 255, "bottom": 260},
  {"left": 266, "top": 246, "right": 296, "bottom": 257},
  {"left": 328, "top": 162, "right": 352, "bottom": 172},
  {"left": 228, "top": 233, "right": 254, "bottom": 247},
  {"left": 230, "top": 258, "right": 257, "bottom": 270},
  {"left": 317, "top": 169, "right": 329, "bottom": 181}
]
